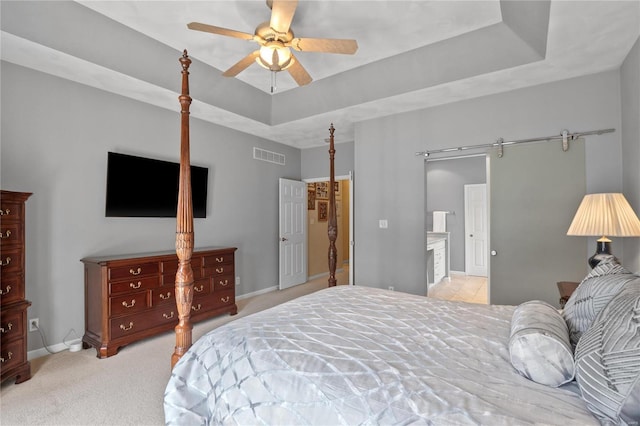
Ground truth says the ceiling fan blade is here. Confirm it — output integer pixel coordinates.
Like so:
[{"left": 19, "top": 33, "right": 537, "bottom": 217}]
[
  {"left": 269, "top": 0, "right": 298, "bottom": 35},
  {"left": 287, "top": 54, "right": 312, "bottom": 86},
  {"left": 187, "top": 22, "right": 255, "bottom": 41},
  {"left": 222, "top": 51, "right": 260, "bottom": 77},
  {"left": 289, "top": 37, "right": 358, "bottom": 54}
]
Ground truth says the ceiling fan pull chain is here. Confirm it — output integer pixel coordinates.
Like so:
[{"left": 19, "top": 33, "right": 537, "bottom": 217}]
[{"left": 271, "top": 71, "right": 277, "bottom": 93}]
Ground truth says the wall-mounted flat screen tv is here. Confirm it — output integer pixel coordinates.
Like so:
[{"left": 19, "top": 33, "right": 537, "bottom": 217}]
[{"left": 105, "top": 152, "right": 208, "bottom": 218}]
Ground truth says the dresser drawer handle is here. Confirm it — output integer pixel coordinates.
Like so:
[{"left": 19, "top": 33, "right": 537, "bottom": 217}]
[
  {"left": 163, "top": 312, "right": 175, "bottom": 320},
  {"left": 159, "top": 292, "right": 171, "bottom": 300},
  {"left": 0, "top": 322, "right": 13, "bottom": 334},
  {"left": 216, "top": 257, "right": 224, "bottom": 263},
  {"left": 129, "top": 281, "right": 142, "bottom": 289},
  {"left": 194, "top": 284, "right": 204, "bottom": 292},
  {"left": 191, "top": 303, "right": 202, "bottom": 312},
  {"left": 119, "top": 322, "right": 134, "bottom": 331},
  {"left": 215, "top": 267, "right": 224, "bottom": 274},
  {"left": 221, "top": 296, "right": 230, "bottom": 303},
  {"left": 129, "top": 268, "right": 142, "bottom": 276},
  {"left": 219, "top": 279, "right": 229, "bottom": 287},
  {"left": 0, "top": 285, "right": 11, "bottom": 296},
  {"left": 1, "top": 352, "right": 13, "bottom": 363},
  {"left": 0, "top": 209, "right": 10, "bottom": 216},
  {"left": 0, "top": 257, "right": 11, "bottom": 267},
  {"left": 0, "top": 230, "right": 11, "bottom": 239},
  {"left": 122, "top": 300, "right": 136, "bottom": 308}
]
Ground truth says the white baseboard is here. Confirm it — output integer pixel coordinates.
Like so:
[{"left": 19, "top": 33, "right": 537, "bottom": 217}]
[
  {"left": 28, "top": 338, "right": 82, "bottom": 361},
  {"left": 236, "top": 285, "right": 278, "bottom": 300},
  {"left": 307, "top": 268, "right": 344, "bottom": 281}
]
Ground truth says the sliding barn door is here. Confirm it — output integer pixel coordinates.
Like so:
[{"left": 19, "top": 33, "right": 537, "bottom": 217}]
[{"left": 489, "top": 139, "right": 586, "bottom": 306}]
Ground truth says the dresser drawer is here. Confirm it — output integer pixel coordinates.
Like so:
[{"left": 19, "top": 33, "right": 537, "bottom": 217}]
[
  {"left": 108, "top": 261, "right": 158, "bottom": 281},
  {"left": 203, "top": 252, "right": 233, "bottom": 267},
  {"left": 0, "top": 247, "right": 23, "bottom": 276},
  {"left": 0, "top": 338, "right": 26, "bottom": 372},
  {"left": 0, "top": 275, "right": 24, "bottom": 306},
  {"left": 192, "top": 289, "right": 235, "bottom": 313},
  {"left": 110, "top": 306, "right": 178, "bottom": 340},
  {"left": 203, "top": 263, "right": 234, "bottom": 277},
  {"left": 192, "top": 278, "right": 210, "bottom": 297},
  {"left": 109, "top": 292, "right": 148, "bottom": 317},
  {"left": 109, "top": 275, "right": 159, "bottom": 295},
  {"left": 151, "top": 287, "right": 175, "bottom": 306},
  {"left": 1, "top": 310, "right": 25, "bottom": 343},
  {"left": 0, "top": 200, "right": 24, "bottom": 223},
  {"left": 0, "top": 222, "right": 23, "bottom": 247},
  {"left": 213, "top": 274, "right": 234, "bottom": 292}
]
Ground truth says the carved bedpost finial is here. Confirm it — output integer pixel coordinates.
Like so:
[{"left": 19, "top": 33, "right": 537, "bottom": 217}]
[
  {"left": 180, "top": 49, "right": 191, "bottom": 70},
  {"left": 327, "top": 123, "right": 338, "bottom": 287}
]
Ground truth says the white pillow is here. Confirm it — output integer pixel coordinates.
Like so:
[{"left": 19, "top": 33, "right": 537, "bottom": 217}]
[
  {"left": 574, "top": 280, "right": 640, "bottom": 424},
  {"left": 509, "top": 300, "right": 575, "bottom": 387}
]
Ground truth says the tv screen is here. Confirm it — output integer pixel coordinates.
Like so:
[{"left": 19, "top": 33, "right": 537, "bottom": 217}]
[{"left": 105, "top": 152, "right": 208, "bottom": 218}]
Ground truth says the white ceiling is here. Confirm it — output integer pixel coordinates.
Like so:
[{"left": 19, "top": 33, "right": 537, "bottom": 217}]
[{"left": 1, "top": 1, "right": 639, "bottom": 149}]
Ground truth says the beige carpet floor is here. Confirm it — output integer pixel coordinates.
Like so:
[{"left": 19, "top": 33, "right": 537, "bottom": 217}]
[{"left": 0, "top": 271, "right": 346, "bottom": 426}]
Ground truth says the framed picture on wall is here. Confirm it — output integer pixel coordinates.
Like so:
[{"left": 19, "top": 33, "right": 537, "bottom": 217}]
[
  {"left": 318, "top": 201, "right": 328, "bottom": 221},
  {"left": 307, "top": 184, "right": 316, "bottom": 210},
  {"left": 315, "top": 182, "right": 329, "bottom": 199}
]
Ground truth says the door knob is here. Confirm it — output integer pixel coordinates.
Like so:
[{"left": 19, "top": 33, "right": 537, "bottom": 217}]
[
  {"left": 469, "top": 234, "right": 473, "bottom": 237},
  {"left": 491, "top": 250, "right": 497, "bottom": 256},
  {"left": 281, "top": 237, "right": 288, "bottom": 242}
]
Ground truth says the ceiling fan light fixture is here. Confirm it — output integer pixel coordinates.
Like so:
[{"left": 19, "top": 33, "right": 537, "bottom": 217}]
[{"left": 257, "top": 42, "right": 292, "bottom": 71}]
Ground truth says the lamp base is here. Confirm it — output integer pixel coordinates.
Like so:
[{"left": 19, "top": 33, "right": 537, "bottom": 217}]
[{"left": 588, "top": 240, "right": 617, "bottom": 269}]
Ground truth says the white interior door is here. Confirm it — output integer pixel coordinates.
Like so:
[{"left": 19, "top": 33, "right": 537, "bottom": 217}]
[
  {"left": 279, "top": 178, "right": 307, "bottom": 290},
  {"left": 464, "top": 183, "right": 488, "bottom": 277}
]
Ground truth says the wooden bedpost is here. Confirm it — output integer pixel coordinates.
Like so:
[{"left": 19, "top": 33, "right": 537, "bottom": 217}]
[
  {"left": 327, "top": 124, "right": 338, "bottom": 287},
  {"left": 171, "top": 50, "right": 195, "bottom": 369}
]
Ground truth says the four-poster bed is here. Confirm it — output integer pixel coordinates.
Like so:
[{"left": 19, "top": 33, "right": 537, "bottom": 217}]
[{"left": 166, "top": 51, "right": 638, "bottom": 425}]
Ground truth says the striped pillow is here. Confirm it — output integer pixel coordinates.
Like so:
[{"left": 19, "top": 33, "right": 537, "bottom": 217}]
[
  {"left": 574, "top": 280, "right": 640, "bottom": 424},
  {"left": 562, "top": 258, "right": 637, "bottom": 348},
  {"left": 509, "top": 300, "right": 575, "bottom": 387}
]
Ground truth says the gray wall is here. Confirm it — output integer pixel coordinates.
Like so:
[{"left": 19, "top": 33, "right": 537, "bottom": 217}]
[
  {"left": 1, "top": 62, "right": 301, "bottom": 351},
  {"left": 426, "top": 156, "right": 486, "bottom": 272},
  {"left": 301, "top": 141, "right": 354, "bottom": 179},
  {"left": 621, "top": 37, "right": 640, "bottom": 273},
  {"left": 354, "top": 71, "right": 624, "bottom": 299}
]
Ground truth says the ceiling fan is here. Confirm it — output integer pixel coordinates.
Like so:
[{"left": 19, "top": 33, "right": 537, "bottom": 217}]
[{"left": 187, "top": 0, "right": 358, "bottom": 90}]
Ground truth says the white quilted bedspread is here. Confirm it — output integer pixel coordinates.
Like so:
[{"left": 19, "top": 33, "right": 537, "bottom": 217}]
[{"left": 164, "top": 286, "right": 597, "bottom": 425}]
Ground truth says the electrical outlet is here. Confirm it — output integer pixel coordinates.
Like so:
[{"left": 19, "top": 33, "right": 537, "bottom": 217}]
[
  {"left": 388, "top": 286, "right": 394, "bottom": 291},
  {"left": 236, "top": 276, "right": 240, "bottom": 287},
  {"left": 29, "top": 318, "right": 39, "bottom": 332}
]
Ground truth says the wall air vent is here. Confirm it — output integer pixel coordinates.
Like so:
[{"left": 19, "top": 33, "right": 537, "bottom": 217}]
[{"left": 253, "top": 147, "right": 285, "bottom": 165}]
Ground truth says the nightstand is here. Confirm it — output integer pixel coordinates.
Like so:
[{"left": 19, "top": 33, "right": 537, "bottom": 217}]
[{"left": 557, "top": 281, "right": 580, "bottom": 309}]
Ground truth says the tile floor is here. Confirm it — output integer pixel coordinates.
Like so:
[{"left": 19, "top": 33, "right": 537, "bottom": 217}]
[
  {"left": 428, "top": 273, "right": 488, "bottom": 304},
  {"left": 303, "top": 266, "right": 487, "bottom": 305}
]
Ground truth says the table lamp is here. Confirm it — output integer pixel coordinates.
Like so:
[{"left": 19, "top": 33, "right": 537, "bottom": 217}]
[{"left": 567, "top": 193, "right": 640, "bottom": 268}]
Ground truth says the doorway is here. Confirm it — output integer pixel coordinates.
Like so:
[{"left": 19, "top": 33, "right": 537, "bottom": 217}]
[
  {"left": 425, "top": 155, "right": 488, "bottom": 303},
  {"left": 305, "top": 174, "right": 353, "bottom": 286}
]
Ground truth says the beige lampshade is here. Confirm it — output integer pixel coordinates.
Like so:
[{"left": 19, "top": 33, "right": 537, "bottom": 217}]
[{"left": 567, "top": 193, "right": 640, "bottom": 237}]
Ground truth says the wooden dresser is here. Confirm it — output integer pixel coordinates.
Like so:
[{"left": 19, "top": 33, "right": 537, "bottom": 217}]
[
  {"left": 0, "top": 190, "right": 32, "bottom": 384},
  {"left": 82, "top": 247, "right": 237, "bottom": 358}
]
